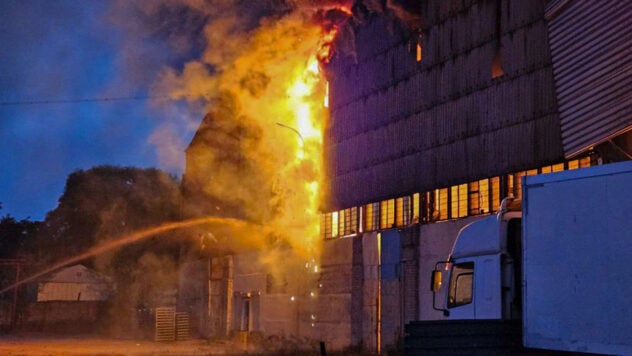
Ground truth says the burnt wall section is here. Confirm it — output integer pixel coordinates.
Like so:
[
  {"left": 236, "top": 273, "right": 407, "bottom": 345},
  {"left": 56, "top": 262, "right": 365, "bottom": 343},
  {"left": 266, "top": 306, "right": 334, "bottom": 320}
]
[{"left": 325, "top": 0, "right": 564, "bottom": 210}]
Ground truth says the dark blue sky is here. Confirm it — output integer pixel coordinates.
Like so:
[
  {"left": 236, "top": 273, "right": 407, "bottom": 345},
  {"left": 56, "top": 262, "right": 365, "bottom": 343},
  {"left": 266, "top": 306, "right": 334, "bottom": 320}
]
[{"left": 0, "top": 1, "right": 207, "bottom": 220}]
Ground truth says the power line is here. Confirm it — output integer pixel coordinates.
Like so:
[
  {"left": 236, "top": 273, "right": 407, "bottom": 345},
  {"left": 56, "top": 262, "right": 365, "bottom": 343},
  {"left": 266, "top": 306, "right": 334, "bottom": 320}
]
[{"left": 0, "top": 94, "right": 199, "bottom": 107}]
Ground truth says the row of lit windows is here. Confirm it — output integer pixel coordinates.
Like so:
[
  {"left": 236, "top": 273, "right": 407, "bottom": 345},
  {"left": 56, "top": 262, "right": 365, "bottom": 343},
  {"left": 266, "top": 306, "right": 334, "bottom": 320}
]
[{"left": 321, "top": 156, "right": 593, "bottom": 239}]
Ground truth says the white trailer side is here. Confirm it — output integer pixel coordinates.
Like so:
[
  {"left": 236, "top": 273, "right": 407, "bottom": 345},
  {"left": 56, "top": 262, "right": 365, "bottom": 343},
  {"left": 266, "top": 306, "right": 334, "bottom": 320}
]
[{"left": 522, "top": 161, "right": 632, "bottom": 354}]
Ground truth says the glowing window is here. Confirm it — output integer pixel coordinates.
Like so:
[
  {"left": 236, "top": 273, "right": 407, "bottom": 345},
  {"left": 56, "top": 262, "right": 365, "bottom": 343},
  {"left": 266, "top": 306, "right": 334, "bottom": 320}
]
[
  {"left": 468, "top": 181, "right": 480, "bottom": 215},
  {"left": 579, "top": 157, "right": 591, "bottom": 168},
  {"left": 491, "top": 177, "right": 500, "bottom": 212},
  {"left": 567, "top": 160, "right": 579, "bottom": 170},
  {"left": 338, "top": 210, "right": 345, "bottom": 237},
  {"left": 343, "top": 207, "right": 358, "bottom": 235},
  {"left": 451, "top": 184, "right": 468, "bottom": 218},
  {"left": 395, "top": 196, "right": 412, "bottom": 227},
  {"left": 412, "top": 193, "right": 420, "bottom": 223},
  {"left": 469, "top": 179, "right": 490, "bottom": 215},
  {"left": 403, "top": 196, "right": 412, "bottom": 225},
  {"left": 343, "top": 208, "right": 351, "bottom": 235},
  {"left": 541, "top": 166, "right": 552, "bottom": 174},
  {"left": 380, "top": 199, "right": 395, "bottom": 229},
  {"left": 324, "top": 213, "right": 333, "bottom": 239},
  {"left": 380, "top": 200, "right": 387, "bottom": 228},
  {"left": 436, "top": 188, "right": 449, "bottom": 221},
  {"left": 422, "top": 191, "right": 431, "bottom": 222},
  {"left": 513, "top": 172, "right": 526, "bottom": 200},
  {"left": 332, "top": 211, "right": 339, "bottom": 237},
  {"left": 552, "top": 163, "right": 564, "bottom": 172},
  {"left": 324, "top": 81, "right": 330, "bottom": 108},
  {"left": 364, "top": 203, "right": 379, "bottom": 232},
  {"left": 416, "top": 43, "right": 422, "bottom": 62},
  {"left": 395, "top": 198, "right": 404, "bottom": 227}
]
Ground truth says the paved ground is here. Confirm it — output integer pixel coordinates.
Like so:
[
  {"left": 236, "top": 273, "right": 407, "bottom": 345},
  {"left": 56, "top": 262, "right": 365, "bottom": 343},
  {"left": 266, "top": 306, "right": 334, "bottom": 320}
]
[
  {"left": 0, "top": 333, "right": 343, "bottom": 355},
  {"left": 0, "top": 334, "right": 248, "bottom": 355}
]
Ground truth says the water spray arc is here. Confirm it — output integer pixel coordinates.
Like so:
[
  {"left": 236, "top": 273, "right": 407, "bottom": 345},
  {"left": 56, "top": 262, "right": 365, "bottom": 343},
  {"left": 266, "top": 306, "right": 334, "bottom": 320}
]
[{"left": 0, "top": 217, "right": 267, "bottom": 295}]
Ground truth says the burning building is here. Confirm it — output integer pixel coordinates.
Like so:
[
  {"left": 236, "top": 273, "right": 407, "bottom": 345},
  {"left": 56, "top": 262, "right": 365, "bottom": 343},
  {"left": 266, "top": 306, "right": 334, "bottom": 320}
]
[{"left": 179, "top": 0, "right": 632, "bottom": 352}]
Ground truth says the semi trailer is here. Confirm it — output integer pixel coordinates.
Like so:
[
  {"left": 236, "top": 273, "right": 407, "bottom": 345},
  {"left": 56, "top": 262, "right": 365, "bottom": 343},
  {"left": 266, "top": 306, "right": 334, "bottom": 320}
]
[{"left": 417, "top": 161, "right": 632, "bottom": 354}]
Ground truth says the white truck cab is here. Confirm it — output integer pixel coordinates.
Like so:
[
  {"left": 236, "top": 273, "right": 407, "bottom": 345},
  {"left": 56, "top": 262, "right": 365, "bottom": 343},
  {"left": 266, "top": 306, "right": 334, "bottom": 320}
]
[{"left": 433, "top": 199, "right": 522, "bottom": 320}]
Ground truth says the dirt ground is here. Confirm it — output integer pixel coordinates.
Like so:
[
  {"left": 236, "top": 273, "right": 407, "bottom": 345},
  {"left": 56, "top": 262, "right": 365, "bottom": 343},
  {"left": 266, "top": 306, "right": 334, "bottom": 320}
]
[{"left": 0, "top": 333, "right": 252, "bottom": 355}]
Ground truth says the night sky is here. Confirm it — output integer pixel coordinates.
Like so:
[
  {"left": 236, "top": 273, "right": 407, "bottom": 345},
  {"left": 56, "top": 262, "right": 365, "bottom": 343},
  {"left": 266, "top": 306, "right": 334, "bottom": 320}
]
[{"left": 0, "top": 1, "right": 208, "bottom": 221}]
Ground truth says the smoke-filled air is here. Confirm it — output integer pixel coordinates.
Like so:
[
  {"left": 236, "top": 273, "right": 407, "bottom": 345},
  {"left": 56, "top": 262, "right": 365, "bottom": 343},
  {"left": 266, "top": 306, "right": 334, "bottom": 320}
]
[{"left": 113, "top": 0, "right": 355, "bottom": 286}]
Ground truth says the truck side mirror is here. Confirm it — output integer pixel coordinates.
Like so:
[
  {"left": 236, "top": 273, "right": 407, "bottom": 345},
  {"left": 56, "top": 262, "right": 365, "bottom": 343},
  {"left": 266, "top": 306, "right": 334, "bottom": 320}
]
[
  {"left": 432, "top": 261, "right": 451, "bottom": 315},
  {"left": 431, "top": 270, "right": 442, "bottom": 292}
]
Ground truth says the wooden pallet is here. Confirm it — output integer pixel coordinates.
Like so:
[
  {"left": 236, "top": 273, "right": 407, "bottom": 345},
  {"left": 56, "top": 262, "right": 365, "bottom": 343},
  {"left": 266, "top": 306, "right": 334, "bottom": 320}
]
[
  {"left": 176, "top": 312, "right": 191, "bottom": 341},
  {"left": 154, "top": 307, "right": 176, "bottom": 342}
]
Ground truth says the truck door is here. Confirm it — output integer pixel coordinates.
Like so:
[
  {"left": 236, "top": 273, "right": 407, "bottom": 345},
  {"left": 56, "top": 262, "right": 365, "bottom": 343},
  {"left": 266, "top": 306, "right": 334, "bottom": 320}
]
[
  {"left": 446, "top": 260, "right": 475, "bottom": 319},
  {"left": 473, "top": 254, "right": 502, "bottom": 319},
  {"left": 447, "top": 254, "right": 502, "bottom": 319}
]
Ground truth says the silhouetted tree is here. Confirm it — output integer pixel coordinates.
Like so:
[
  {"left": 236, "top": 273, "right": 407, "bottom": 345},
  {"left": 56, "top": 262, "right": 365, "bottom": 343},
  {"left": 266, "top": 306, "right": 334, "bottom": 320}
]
[
  {"left": 19, "top": 166, "right": 190, "bottom": 335},
  {"left": 0, "top": 215, "right": 40, "bottom": 259},
  {"left": 26, "top": 166, "right": 184, "bottom": 270},
  {"left": 0, "top": 213, "right": 40, "bottom": 300}
]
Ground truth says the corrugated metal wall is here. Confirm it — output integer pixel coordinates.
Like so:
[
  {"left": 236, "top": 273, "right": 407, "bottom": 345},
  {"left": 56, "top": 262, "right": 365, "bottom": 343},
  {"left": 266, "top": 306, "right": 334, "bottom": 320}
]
[
  {"left": 546, "top": 0, "right": 632, "bottom": 157},
  {"left": 325, "top": 0, "right": 564, "bottom": 210}
]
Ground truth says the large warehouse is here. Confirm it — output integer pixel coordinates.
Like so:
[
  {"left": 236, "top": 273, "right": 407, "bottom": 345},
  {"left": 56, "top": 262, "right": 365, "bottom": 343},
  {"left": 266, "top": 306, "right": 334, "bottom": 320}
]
[
  {"left": 317, "top": 0, "right": 631, "bottom": 351},
  {"left": 180, "top": 0, "right": 632, "bottom": 352}
]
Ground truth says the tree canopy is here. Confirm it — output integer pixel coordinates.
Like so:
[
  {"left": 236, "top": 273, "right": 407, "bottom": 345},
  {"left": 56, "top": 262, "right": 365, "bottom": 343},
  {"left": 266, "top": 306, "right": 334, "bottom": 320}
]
[{"left": 27, "top": 166, "right": 184, "bottom": 269}]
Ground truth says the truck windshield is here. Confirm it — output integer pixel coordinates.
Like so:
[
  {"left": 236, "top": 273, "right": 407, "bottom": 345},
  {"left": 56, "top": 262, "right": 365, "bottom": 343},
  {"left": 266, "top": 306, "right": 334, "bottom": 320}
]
[{"left": 448, "top": 262, "right": 474, "bottom": 308}]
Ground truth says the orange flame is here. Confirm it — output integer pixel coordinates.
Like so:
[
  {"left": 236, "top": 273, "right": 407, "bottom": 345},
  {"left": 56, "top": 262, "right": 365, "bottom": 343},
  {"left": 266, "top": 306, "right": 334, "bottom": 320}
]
[{"left": 158, "top": 2, "right": 353, "bottom": 276}]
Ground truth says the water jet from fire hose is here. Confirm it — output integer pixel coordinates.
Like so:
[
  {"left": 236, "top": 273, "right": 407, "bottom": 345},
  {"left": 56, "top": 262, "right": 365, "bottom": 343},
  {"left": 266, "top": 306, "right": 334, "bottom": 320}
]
[{"left": 0, "top": 216, "right": 267, "bottom": 295}]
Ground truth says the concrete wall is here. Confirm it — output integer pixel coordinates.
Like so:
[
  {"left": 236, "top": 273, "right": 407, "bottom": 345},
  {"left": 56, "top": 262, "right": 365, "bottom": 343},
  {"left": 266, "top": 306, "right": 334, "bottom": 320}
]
[
  {"left": 315, "top": 236, "right": 354, "bottom": 350},
  {"left": 418, "top": 215, "right": 486, "bottom": 320},
  {"left": 361, "top": 232, "right": 378, "bottom": 351},
  {"left": 317, "top": 229, "right": 419, "bottom": 353},
  {"left": 178, "top": 257, "right": 210, "bottom": 337}
]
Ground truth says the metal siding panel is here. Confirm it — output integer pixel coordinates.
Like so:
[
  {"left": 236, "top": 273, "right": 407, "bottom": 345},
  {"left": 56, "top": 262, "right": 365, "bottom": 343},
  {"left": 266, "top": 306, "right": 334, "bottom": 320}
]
[
  {"left": 548, "top": 0, "right": 632, "bottom": 157},
  {"left": 381, "top": 230, "right": 401, "bottom": 280},
  {"left": 326, "top": 1, "right": 564, "bottom": 211}
]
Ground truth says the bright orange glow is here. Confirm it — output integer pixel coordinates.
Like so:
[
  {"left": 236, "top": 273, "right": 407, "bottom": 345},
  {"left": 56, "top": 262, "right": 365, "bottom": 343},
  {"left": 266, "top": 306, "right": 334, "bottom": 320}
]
[
  {"left": 332, "top": 211, "right": 339, "bottom": 237},
  {"left": 416, "top": 43, "right": 422, "bottom": 62},
  {"left": 334, "top": 5, "right": 353, "bottom": 17},
  {"left": 160, "top": 3, "right": 352, "bottom": 287}
]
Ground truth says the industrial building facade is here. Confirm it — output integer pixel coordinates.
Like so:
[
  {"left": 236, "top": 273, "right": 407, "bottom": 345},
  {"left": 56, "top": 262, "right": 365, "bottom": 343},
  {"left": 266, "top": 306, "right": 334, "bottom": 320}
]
[
  {"left": 316, "top": 0, "right": 631, "bottom": 352},
  {"left": 180, "top": 0, "right": 632, "bottom": 352}
]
